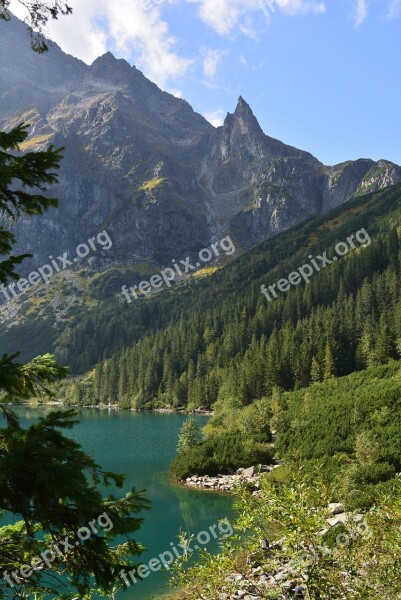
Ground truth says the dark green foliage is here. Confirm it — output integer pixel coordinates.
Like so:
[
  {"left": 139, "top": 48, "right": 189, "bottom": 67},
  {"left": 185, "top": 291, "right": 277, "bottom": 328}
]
[
  {"left": 274, "top": 361, "right": 401, "bottom": 467},
  {"left": 0, "top": 123, "right": 62, "bottom": 284},
  {"left": 171, "top": 447, "right": 216, "bottom": 480},
  {"left": 269, "top": 360, "right": 401, "bottom": 509},
  {"left": 52, "top": 185, "right": 401, "bottom": 415},
  {"left": 351, "top": 463, "right": 396, "bottom": 486},
  {"left": 171, "top": 433, "right": 274, "bottom": 479},
  {"left": 321, "top": 522, "right": 350, "bottom": 549},
  {"left": 0, "top": 353, "right": 68, "bottom": 400},
  {"left": 343, "top": 478, "right": 401, "bottom": 512}
]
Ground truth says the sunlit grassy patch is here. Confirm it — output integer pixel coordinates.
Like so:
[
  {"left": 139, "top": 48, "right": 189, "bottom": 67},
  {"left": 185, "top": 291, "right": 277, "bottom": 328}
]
[
  {"left": 192, "top": 266, "right": 220, "bottom": 278},
  {"left": 19, "top": 133, "right": 54, "bottom": 150},
  {"left": 137, "top": 177, "right": 167, "bottom": 192}
]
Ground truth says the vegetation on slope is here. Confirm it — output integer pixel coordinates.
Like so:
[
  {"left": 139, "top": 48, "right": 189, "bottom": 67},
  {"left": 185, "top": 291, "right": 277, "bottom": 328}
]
[
  {"left": 57, "top": 184, "right": 401, "bottom": 414},
  {"left": 169, "top": 471, "right": 401, "bottom": 599}
]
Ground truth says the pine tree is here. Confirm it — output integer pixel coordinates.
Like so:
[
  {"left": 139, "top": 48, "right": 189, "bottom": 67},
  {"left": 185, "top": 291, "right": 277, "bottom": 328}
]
[
  {"left": 323, "top": 342, "right": 336, "bottom": 380},
  {"left": 310, "top": 356, "right": 322, "bottom": 383},
  {"left": 177, "top": 417, "right": 202, "bottom": 455}
]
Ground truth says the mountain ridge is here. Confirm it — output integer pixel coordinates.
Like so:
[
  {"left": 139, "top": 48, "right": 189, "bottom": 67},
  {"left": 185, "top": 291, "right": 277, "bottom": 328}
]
[{"left": 1, "top": 15, "right": 401, "bottom": 276}]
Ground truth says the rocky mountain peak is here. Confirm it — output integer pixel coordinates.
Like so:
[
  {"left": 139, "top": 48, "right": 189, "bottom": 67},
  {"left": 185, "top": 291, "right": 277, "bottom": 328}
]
[
  {"left": 91, "top": 51, "right": 117, "bottom": 65},
  {"left": 89, "top": 51, "right": 134, "bottom": 85},
  {"left": 223, "top": 95, "right": 263, "bottom": 137},
  {"left": 235, "top": 95, "right": 253, "bottom": 115}
]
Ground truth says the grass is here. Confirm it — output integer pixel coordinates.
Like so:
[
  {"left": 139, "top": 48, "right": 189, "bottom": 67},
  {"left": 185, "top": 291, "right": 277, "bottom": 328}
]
[
  {"left": 137, "top": 177, "right": 167, "bottom": 192},
  {"left": 192, "top": 266, "right": 221, "bottom": 278},
  {"left": 19, "top": 133, "right": 54, "bottom": 151}
]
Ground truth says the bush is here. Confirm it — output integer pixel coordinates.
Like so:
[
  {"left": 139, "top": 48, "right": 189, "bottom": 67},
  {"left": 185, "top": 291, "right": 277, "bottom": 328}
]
[
  {"left": 352, "top": 462, "right": 396, "bottom": 486},
  {"left": 171, "top": 432, "right": 274, "bottom": 479},
  {"left": 340, "top": 463, "right": 397, "bottom": 510}
]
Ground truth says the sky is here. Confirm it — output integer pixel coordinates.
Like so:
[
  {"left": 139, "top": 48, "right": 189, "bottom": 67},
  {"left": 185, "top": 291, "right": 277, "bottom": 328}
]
[{"left": 9, "top": 0, "right": 401, "bottom": 166}]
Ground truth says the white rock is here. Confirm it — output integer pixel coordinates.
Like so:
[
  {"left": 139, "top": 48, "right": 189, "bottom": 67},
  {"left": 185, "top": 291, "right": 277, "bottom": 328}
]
[
  {"left": 243, "top": 466, "right": 257, "bottom": 477},
  {"left": 328, "top": 503, "right": 345, "bottom": 515},
  {"left": 327, "top": 513, "right": 348, "bottom": 527}
]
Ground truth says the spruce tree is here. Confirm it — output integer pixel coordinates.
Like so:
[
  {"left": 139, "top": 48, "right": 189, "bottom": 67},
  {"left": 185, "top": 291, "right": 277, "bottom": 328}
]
[
  {"left": 177, "top": 418, "right": 201, "bottom": 455},
  {"left": 323, "top": 342, "right": 336, "bottom": 380}
]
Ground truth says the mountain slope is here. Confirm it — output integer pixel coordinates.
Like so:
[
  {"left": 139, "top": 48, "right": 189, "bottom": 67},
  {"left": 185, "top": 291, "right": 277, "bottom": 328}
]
[{"left": 31, "top": 182, "right": 401, "bottom": 410}]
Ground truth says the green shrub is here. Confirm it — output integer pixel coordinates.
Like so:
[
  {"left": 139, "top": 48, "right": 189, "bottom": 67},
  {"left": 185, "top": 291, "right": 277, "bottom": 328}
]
[
  {"left": 353, "top": 462, "right": 396, "bottom": 486},
  {"left": 171, "top": 450, "right": 216, "bottom": 480},
  {"left": 171, "top": 432, "right": 274, "bottom": 479},
  {"left": 263, "top": 464, "right": 294, "bottom": 485},
  {"left": 341, "top": 469, "right": 399, "bottom": 511},
  {"left": 321, "top": 523, "right": 351, "bottom": 549}
]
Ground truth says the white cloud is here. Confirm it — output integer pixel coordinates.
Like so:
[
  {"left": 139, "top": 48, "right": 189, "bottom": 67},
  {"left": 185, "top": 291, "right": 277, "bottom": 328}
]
[
  {"left": 387, "top": 0, "right": 401, "bottom": 19},
  {"left": 203, "top": 109, "right": 226, "bottom": 127},
  {"left": 192, "top": 0, "right": 248, "bottom": 36},
  {"left": 8, "top": 0, "right": 327, "bottom": 89},
  {"left": 278, "top": 0, "right": 326, "bottom": 16},
  {"left": 187, "top": 0, "right": 326, "bottom": 36},
  {"left": 8, "top": 0, "right": 193, "bottom": 88},
  {"left": 202, "top": 48, "right": 227, "bottom": 79},
  {"left": 353, "top": 0, "right": 368, "bottom": 26}
]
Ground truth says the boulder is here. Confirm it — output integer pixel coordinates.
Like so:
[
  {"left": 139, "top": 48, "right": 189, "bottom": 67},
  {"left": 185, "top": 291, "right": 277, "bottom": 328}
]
[
  {"left": 328, "top": 503, "right": 345, "bottom": 515},
  {"left": 327, "top": 513, "right": 348, "bottom": 527},
  {"left": 243, "top": 466, "right": 257, "bottom": 477},
  {"left": 282, "top": 580, "right": 297, "bottom": 591}
]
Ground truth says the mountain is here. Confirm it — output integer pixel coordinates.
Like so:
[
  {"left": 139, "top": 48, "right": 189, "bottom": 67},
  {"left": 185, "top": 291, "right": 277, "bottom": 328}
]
[
  {"left": 56, "top": 183, "right": 401, "bottom": 408},
  {"left": 1, "top": 176, "right": 400, "bottom": 385},
  {"left": 1, "top": 15, "right": 401, "bottom": 275}
]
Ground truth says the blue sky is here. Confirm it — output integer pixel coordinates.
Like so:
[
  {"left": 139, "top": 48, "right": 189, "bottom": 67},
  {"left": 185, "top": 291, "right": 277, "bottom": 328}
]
[{"left": 11, "top": 0, "right": 401, "bottom": 166}]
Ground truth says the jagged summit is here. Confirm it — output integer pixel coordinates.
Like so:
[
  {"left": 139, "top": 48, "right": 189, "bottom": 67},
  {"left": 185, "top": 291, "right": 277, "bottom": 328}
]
[
  {"left": 222, "top": 96, "right": 263, "bottom": 136},
  {"left": 90, "top": 51, "right": 119, "bottom": 66},
  {"left": 91, "top": 51, "right": 136, "bottom": 70},
  {"left": 235, "top": 95, "right": 252, "bottom": 112},
  {"left": 89, "top": 51, "right": 134, "bottom": 84}
]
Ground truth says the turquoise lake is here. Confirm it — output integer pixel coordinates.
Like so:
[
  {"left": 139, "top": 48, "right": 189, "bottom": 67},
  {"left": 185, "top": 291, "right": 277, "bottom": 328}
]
[{"left": 12, "top": 408, "right": 235, "bottom": 599}]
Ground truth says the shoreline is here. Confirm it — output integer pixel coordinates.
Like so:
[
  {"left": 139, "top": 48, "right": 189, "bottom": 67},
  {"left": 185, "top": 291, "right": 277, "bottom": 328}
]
[
  {"left": 18, "top": 402, "right": 214, "bottom": 416},
  {"left": 178, "top": 465, "right": 279, "bottom": 494}
]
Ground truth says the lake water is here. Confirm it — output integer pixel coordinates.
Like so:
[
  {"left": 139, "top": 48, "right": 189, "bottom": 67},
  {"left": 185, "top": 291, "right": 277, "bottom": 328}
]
[{"left": 12, "top": 408, "right": 234, "bottom": 599}]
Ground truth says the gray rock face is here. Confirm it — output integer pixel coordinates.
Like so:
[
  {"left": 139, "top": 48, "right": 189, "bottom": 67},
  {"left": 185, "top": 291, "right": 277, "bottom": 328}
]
[{"left": 1, "top": 16, "right": 401, "bottom": 273}]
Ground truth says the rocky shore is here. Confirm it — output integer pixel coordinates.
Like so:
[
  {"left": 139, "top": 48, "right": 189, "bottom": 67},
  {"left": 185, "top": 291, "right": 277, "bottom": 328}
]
[{"left": 184, "top": 465, "right": 279, "bottom": 493}]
